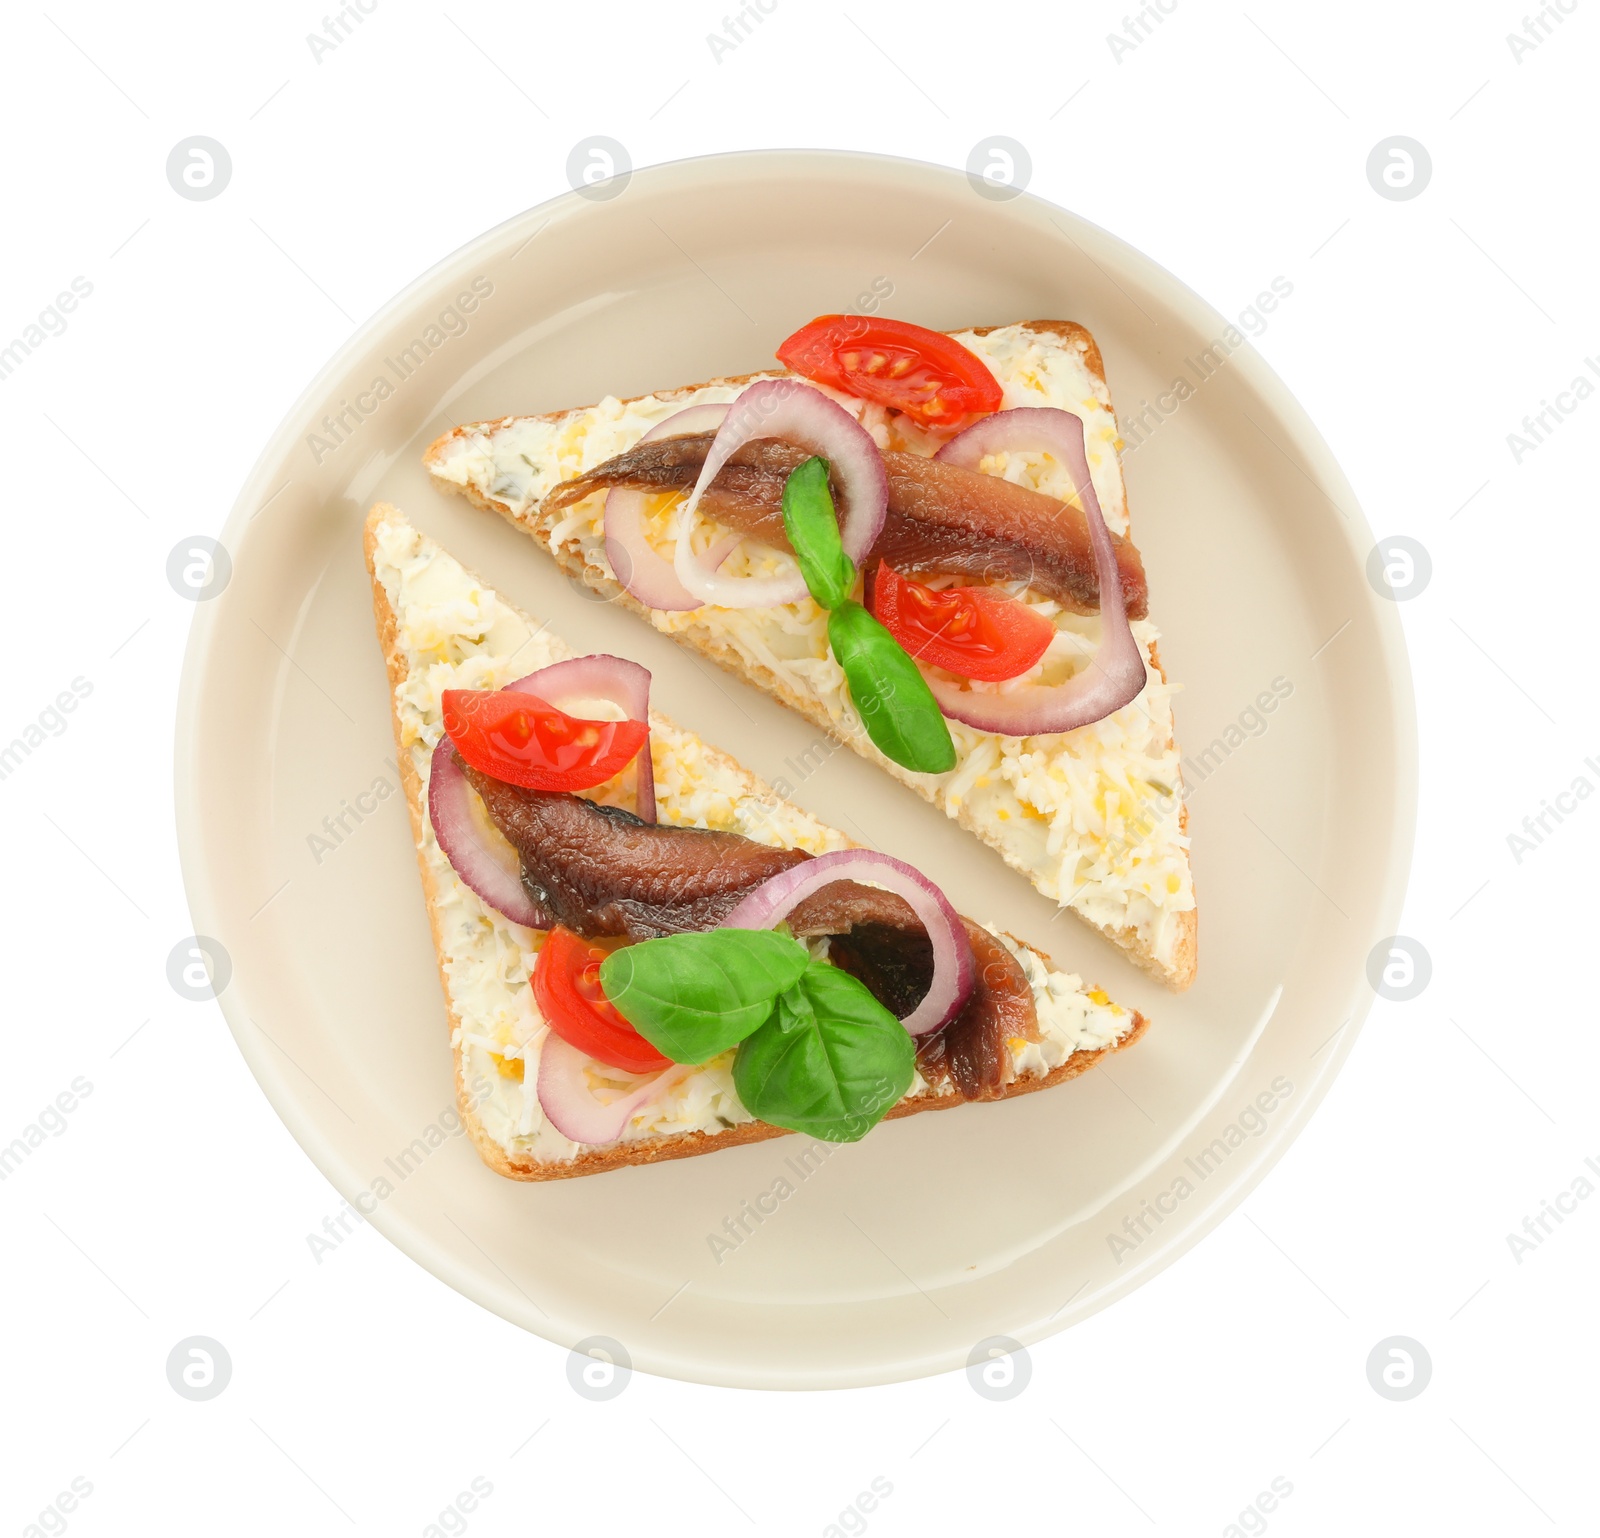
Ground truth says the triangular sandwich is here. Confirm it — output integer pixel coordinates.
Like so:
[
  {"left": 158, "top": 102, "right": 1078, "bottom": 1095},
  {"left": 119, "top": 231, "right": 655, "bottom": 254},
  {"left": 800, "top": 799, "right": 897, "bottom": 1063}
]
[
  {"left": 364, "top": 503, "right": 1148, "bottom": 1180},
  {"left": 424, "top": 319, "right": 1196, "bottom": 989}
]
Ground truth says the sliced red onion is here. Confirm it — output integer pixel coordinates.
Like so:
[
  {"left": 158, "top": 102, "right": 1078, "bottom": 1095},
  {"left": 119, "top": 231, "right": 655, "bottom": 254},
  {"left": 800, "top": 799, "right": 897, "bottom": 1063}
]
[
  {"left": 928, "top": 408, "right": 1147, "bottom": 736},
  {"left": 674, "top": 379, "right": 888, "bottom": 608},
  {"left": 646, "top": 401, "right": 735, "bottom": 440},
  {"left": 427, "top": 738, "right": 552, "bottom": 928},
  {"left": 537, "top": 1032, "right": 680, "bottom": 1145},
  {"left": 932, "top": 406, "right": 1071, "bottom": 470},
  {"left": 603, "top": 401, "right": 732, "bottom": 612},
  {"left": 706, "top": 530, "right": 743, "bottom": 570},
  {"left": 719, "top": 850, "right": 973, "bottom": 1035},
  {"left": 506, "top": 653, "right": 655, "bottom": 823}
]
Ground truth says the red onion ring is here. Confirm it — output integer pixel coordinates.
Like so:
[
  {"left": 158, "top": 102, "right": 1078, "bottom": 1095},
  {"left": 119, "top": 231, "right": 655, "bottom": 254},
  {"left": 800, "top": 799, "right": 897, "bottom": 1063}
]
[
  {"left": 426, "top": 738, "right": 553, "bottom": 929},
  {"left": 719, "top": 850, "right": 974, "bottom": 1035},
  {"left": 927, "top": 407, "right": 1147, "bottom": 736},
  {"left": 706, "top": 531, "right": 743, "bottom": 570},
  {"left": 674, "top": 379, "right": 888, "bottom": 608},
  {"left": 645, "top": 401, "right": 734, "bottom": 440},
  {"left": 603, "top": 401, "right": 732, "bottom": 612},
  {"left": 537, "top": 1032, "right": 681, "bottom": 1145}
]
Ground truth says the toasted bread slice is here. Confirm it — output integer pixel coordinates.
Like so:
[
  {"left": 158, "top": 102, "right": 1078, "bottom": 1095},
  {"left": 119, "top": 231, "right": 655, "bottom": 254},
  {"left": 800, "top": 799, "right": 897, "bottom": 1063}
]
[
  {"left": 365, "top": 503, "right": 1149, "bottom": 1180},
  {"left": 424, "top": 320, "right": 1196, "bottom": 989}
]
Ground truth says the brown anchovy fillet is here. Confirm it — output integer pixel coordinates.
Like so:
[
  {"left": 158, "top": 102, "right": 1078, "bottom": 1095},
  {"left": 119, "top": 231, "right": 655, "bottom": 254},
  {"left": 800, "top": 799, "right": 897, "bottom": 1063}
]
[
  {"left": 466, "top": 761, "right": 923, "bottom": 941},
  {"left": 926, "top": 925, "right": 1041, "bottom": 1101},
  {"left": 463, "top": 760, "right": 1037, "bottom": 1097},
  {"left": 466, "top": 763, "right": 805, "bottom": 938},
  {"left": 541, "top": 432, "right": 1148, "bottom": 619}
]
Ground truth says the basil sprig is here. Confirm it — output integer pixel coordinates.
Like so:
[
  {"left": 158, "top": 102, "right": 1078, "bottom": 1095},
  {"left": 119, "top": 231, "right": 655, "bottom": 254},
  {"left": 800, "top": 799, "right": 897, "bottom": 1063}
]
[
  {"left": 828, "top": 601, "right": 956, "bottom": 774},
  {"left": 781, "top": 456, "right": 856, "bottom": 610},
  {"left": 597, "top": 930, "right": 915, "bottom": 1142},
  {"left": 778, "top": 458, "right": 956, "bottom": 777},
  {"left": 598, "top": 930, "right": 808, "bottom": 1063},
  {"left": 733, "top": 961, "right": 915, "bottom": 1142}
]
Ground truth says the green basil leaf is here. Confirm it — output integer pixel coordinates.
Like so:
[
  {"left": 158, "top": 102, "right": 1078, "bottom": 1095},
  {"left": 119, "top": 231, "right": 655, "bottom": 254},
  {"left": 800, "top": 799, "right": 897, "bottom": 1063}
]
[
  {"left": 781, "top": 456, "right": 855, "bottom": 610},
  {"left": 827, "top": 600, "right": 957, "bottom": 775},
  {"left": 599, "top": 930, "right": 810, "bottom": 1064},
  {"left": 733, "top": 961, "right": 916, "bottom": 1142}
]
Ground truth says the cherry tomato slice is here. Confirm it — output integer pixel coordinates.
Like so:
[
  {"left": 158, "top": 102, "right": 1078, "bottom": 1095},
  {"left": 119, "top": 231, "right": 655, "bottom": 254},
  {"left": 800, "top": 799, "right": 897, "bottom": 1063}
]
[
  {"left": 868, "top": 564, "right": 1055, "bottom": 683},
  {"left": 777, "top": 316, "right": 1003, "bottom": 429},
  {"left": 441, "top": 689, "right": 648, "bottom": 794},
  {"left": 533, "top": 927, "right": 670, "bottom": 1074}
]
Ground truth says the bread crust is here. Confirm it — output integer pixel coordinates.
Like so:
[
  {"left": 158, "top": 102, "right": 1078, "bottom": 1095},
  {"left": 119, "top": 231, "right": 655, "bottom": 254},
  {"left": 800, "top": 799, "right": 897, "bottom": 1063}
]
[
  {"left": 364, "top": 504, "right": 1150, "bottom": 1181},
  {"left": 423, "top": 320, "right": 1197, "bottom": 990}
]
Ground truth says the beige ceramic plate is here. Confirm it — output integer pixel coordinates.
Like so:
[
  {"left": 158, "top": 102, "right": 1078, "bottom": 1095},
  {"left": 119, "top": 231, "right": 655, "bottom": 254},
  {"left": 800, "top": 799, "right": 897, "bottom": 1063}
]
[{"left": 175, "top": 149, "right": 1414, "bottom": 1389}]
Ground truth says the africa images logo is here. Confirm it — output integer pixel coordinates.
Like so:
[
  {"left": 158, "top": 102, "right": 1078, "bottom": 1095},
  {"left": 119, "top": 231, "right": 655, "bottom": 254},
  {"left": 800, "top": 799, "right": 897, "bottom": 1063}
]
[{"left": 303, "top": 280, "right": 495, "bottom": 464}]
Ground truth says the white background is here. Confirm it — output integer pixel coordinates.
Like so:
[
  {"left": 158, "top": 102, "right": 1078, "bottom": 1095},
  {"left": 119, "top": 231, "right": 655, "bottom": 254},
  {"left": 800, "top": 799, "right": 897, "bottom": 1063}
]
[{"left": 3, "top": 1, "right": 1598, "bottom": 1533}]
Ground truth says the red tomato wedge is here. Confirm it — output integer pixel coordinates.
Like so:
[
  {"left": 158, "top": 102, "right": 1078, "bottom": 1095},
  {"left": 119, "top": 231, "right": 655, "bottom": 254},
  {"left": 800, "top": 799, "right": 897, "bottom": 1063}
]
[
  {"left": 441, "top": 688, "right": 648, "bottom": 793},
  {"left": 868, "top": 564, "right": 1055, "bottom": 683},
  {"left": 533, "top": 927, "right": 671, "bottom": 1074},
  {"left": 777, "top": 316, "right": 1003, "bottom": 429}
]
